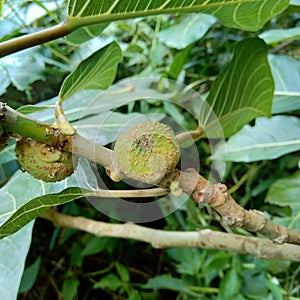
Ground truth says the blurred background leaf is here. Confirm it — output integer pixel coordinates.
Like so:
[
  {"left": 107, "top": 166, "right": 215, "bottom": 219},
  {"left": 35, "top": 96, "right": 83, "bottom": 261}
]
[
  {"left": 158, "top": 14, "right": 217, "bottom": 50},
  {"left": 269, "top": 55, "right": 300, "bottom": 114},
  {"left": 212, "top": 115, "right": 300, "bottom": 162}
]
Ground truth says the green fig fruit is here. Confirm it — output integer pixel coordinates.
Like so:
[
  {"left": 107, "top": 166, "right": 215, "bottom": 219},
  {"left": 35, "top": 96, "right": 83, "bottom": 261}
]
[
  {"left": 114, "top": 122, "right": 180, "bottom": 184},
  {"left": 15, "top": 138, "right": 77, "bottom": 182}
]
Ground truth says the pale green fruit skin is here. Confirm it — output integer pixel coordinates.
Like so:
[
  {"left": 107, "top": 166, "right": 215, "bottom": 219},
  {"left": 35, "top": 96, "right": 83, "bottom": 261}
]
[
  {"left": 114, "top": 122, "right": 180, "bottom": 184},
  {"left": 15, "top": 138, "right": 77, "bottom": 182}
]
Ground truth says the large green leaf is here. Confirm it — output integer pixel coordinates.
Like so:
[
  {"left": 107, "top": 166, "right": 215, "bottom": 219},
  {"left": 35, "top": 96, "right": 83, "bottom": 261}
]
[
  {"left": 66, "top": 0, "right": 289, "bottom": 31},
  {"left": 211, "top": 115, "right": 300, "bottom": 162},
  {"left": 158, "top": 14, "right": 216, "bottom": 49},
  {"left": 0, "top": 169, "right": 79, "bottom": 300},
  {"left": 269, "top": 55, "right": 300, "bottom": 114},
  {"left": 0, "top": 170, "right": 80, "bottom": 228},
  {"left": 30, "top": 80, "right": 173, "bottom": 123},
  {"left": 59, "top": 41, "right": 122, "bottom": 101},
  {"left": 0, "top": 48, "right": 45, "bottom": 92},
  {"left": 200, "top": 38, "right": 274, "bottom": 138},
  {"left": 0, "top": 223, "right": 33, "bottom": 300},
  {"left": 0, "top": 187, "right": 83, "bottom": 239},
  {"left": 266, "top": 170, "right": 300, "bottom": 208}
]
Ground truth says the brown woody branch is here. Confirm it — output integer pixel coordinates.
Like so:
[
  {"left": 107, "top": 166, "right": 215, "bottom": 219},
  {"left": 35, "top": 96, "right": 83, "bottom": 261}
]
[
  {"left": 178, "top": 168, "right": 300, "bottom": 245},
  {"left": 41, "top": 210, "right": 300, "bottom": 261}
]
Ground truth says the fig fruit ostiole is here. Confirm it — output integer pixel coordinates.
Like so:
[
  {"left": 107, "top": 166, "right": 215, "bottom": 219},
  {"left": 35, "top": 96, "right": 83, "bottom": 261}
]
[
  {"left": 15, "top": 138, "right": 77, "bottom": 182},
  {"left": 113, "top": 122, "right": 180, "bottom": 185}
]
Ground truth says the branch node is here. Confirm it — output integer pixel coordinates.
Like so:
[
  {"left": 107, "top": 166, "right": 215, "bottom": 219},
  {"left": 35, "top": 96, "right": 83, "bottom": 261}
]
[
  {"left": 250, "top": 209, "right": 267, "bottom": 231},
  {"left": 273, "top": 234, "right": 288, "bottom": 245},
  {"left": 193, "top": 190, "right": 209, "bottom": 204},
  {"left": 216, "top": 183, "right": 227, "bottom": 193}
]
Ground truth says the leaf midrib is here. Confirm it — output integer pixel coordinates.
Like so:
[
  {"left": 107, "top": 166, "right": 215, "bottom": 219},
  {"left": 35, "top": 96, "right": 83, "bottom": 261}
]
[{"left": 67, "top": 0, "right": 262, "bottom": 28}]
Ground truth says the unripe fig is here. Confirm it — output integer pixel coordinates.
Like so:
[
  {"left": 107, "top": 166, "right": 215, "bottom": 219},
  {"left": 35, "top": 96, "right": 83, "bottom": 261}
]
[
  {"left": 15, "top": 138, "right": 77, "bottom": 182},
  {"left": 114, "top": 122, "right": 180, "bottom": 184}
]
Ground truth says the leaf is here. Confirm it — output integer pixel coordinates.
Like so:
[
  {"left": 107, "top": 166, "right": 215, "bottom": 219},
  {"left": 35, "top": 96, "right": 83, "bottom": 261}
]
[
  {"left": 166, "top": 248, "right": 202, "bottom": 275},
  {"left": 116, "top": 263, "right": 130, "bottom": 283},
  {"left": 0, "top": 169, "right": 80, "bottom": 227},
  {"left": 202, "top": 0, "right": 289, "bottom": 31},
  {"left": 65, "top": 23, "right": 108, "bottom": 44},
  {"left": 80, "top": 236, "right": 109, "bottom": 257},
  {"left": 211, "top": 115, "right": 300, "bottom": 162},
  {"left": 200, "top": 38, "right": 274, "bottom": 138},
  {"left": 273, "top": 213, "right": 300, "bottom": 231},
  {"left": 93, "top": 273, "right": 123, "bottom": 291},
  {"left": 0, "top": 1, "right": 60, "bottom": 41},
  {"left": 0, "top": 165, "right": 86, "bottom": 300},
  {"left": 241, "top": 272, "right": 268, "bottom": 297},
  {"left": 265, "top": 280, "right": 283, "bottom": 300},
  {"left": 17, "top": 105, "right": 53, "bottom": 115},
  {"left": 143, "top": 274, "right": 202, "bottom": 297},
  {"left": 0, "top": 187, "right": 83, "bottom": 239},
  {"left": 0, "top": 223, "right": 34, "bottom": 300},
  {"left": 265, "top": 170, "right": 300, "bottom": 207},
  {"left": 30, "top": 79, "right": 174, "bottom": 124},
  {"left": 0, "top": 142, "right": 17, "bottom": 166},
  {"left": 158, "top": 14, "right": 216, "bottom": 49},
  {"left": 18, "top": 256, "right": 42, "bottom": 293},
  {"left": 144, "top": 274, "right": 188, "bottom": 292},
  {"left": 66, "top": 0, "right": 289, "bottom": 31},
  {"left": 0, "top": 67, "right": 10, "bottom": 95},
  {"left": 259, "top": 27, "right": 300, "bottom": 44},
  {"left": 62, "top": 278, "right": 80, "bottom": 300},
  {"left": 0, "top": 48, "right": 45, "bottom": 91},
  {"left": 219, "top": 269, "right": 240, "bottom": 300},
  {"left": 168, "top": 45, "right": 193, "bottom": 79},
  {"left": 59, "top": 41, "right": 122, "bottom": 101},
  {"left": 128, "top": 290, "right": 142, "bottom": 300},
  {"left": 290, "top": 0, "right": 300, "bottom": 5},
  {"left": 269, "top": 55, "right": 300, "bottom": 114}
]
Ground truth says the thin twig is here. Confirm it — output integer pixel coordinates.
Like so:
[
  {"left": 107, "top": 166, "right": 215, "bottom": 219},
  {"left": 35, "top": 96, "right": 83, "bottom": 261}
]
[
  {"left": 89, "top": 187, "right": 168, "bottom": 198},
  {"left": 40, "top": 210, "right": 300, "bottom": 261},
  {"left": 53, "top": 101, "right": 75, "bottom": 135},
  {"left": 176, "top": 126, "right": 204, "bottom": 143}
]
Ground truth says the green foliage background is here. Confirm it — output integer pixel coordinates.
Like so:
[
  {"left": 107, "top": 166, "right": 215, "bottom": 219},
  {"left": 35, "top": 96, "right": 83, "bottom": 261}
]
[{"left": 0, "top": 0, "right": 299, "bottom": 299}]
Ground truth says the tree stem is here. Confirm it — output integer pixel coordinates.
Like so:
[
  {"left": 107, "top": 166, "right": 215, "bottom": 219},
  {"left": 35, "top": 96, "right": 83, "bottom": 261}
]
[
  {"left": 41, "top": 210, "right": 300, "bottom": 261},
  {"left": 178, "top": 169, "right": 300, "bottom": 245},
  {"left": 3, "top": 104, "right": 51, "bottom": 143},
  {"left": 0, "top": 23, "right": 70, "bottom": 58},
  {"left": 1, "top": 103, "right": 113, "bottom": 168}
]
